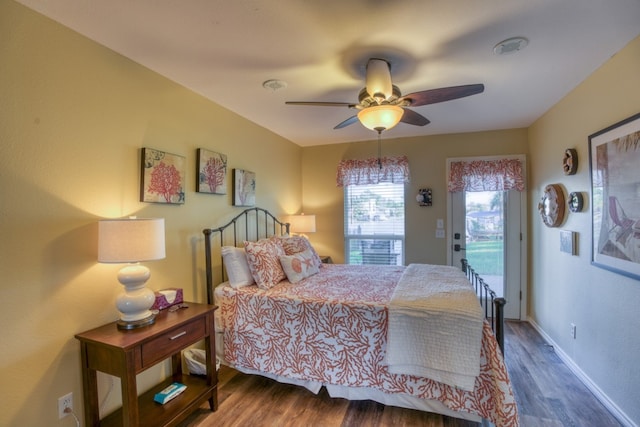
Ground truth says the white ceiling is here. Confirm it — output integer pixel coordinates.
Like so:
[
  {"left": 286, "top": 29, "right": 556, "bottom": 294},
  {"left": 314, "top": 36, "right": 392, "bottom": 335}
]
[{"left": 17, "top": 0, "right": 640, "bottom": 147}]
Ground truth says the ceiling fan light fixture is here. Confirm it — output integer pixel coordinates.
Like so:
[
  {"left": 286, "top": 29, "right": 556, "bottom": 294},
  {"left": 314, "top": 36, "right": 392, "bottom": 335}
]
[
  {"left": 357, "top": 105, "right": 404, "bottom": 132},
  {"left": 365, "top": 58, "right": 393, "bottom": 100}
]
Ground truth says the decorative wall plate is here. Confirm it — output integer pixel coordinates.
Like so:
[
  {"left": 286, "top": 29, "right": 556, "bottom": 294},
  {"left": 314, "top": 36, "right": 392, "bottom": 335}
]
[
  {"left": 538, "top": 184, "right": 565, "bottom": 227},
  {"left": 563, "top": 148, "right": 578, "bottom": 175},
  {"left": 568, "top": 191, "right": 584, "bottom": 212}
]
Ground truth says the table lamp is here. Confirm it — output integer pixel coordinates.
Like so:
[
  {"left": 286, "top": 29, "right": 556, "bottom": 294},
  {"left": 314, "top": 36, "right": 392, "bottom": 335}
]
[
  {"left": 289, "top": 214, "right": 316, "bottom": 238},
  {"left": 98, "top": 218, "right": 166, "bottom": 330}
]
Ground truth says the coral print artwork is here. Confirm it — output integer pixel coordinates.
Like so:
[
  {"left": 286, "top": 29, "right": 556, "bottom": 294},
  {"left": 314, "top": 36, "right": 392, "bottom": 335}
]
[
  {"left": 197, "top": 148, "right": 227, "bottom": 194},
  {"left": 233, "top": 169, "right": 256, "bottom": 207},
  {"left": 141, "top": 147, "right": 186, "bottom": 204}
]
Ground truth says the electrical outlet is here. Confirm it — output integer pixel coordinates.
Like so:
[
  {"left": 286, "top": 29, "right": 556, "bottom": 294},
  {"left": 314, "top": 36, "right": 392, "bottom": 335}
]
[
  {"left": 570, "top": 323, "right": 576, "bottom": 339},
  {"left": 58, "top": 392, "right": 73, "bottom": 419}
]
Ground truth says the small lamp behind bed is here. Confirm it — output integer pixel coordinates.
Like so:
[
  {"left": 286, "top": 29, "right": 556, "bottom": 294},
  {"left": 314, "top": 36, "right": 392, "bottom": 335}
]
[
  {"left": 98, "top": 218, "right": 166, "bottom": 330},
  {"left": 288, "top": 213, "right": 316, "bottom": 238}
]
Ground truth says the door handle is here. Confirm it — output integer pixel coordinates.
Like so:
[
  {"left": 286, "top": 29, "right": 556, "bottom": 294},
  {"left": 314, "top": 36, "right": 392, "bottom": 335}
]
[{"left": 454, "top": 244, "right": 466, "bottom": 252}]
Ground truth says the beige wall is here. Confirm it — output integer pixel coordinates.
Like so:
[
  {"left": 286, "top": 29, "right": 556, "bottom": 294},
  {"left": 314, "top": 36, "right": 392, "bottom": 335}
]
[
  {"left": 302, "top": 129, "right": 528, "bottom": 264},
  {"left": 528, "top": 34, "right": 640, "bottom": 424},
  {"left": 3, "top": 0, "right": 639, "bottom": 425},
  {"left": 0, "top": 2, "right": 301, "bottom": 426}
]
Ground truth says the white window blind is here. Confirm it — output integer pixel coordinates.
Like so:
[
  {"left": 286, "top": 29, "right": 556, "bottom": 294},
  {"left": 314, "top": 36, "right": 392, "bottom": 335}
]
[{"left": 344, "top": 182, "right": 405, "bottom": 265}]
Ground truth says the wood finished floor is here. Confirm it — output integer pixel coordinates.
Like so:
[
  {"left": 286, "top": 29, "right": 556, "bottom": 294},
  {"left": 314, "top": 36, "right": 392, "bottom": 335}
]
[{"left": 179, "top": 321, "right": 622, "bottom": 426}]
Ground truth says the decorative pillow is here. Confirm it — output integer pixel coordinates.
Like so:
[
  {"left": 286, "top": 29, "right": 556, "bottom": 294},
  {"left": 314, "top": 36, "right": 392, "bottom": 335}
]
[
  {"left": 274, "top": 235, "right": 322, "bottom": 268},
  {"left": 244, "top": 239, "right": 286, "bottom": 289},
  {"left": 279, "top": 249, "right": 320, "bottom": 284},
  {"left": 221, "top": 246, "right": 255, "bottom": 288}
]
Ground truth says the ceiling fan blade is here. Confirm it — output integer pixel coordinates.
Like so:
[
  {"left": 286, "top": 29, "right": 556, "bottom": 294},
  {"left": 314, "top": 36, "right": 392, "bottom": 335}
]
[
  {"left": 401, "top": 108, "right": 430, "bottom": 126},
  {"left": 286, "top": 101, "right": 356, "bottom": 108},
  {"left": 402, "top": 84, "right": 485, "bottom": 107},
  {"left": 334, "top": 115, "right": 359, "bottom": 129}
]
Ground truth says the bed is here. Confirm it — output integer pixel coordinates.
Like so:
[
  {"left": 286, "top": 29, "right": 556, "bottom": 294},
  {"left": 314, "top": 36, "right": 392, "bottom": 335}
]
[{"left": 203, "top": 208, "right": 519, "bottom": 426}]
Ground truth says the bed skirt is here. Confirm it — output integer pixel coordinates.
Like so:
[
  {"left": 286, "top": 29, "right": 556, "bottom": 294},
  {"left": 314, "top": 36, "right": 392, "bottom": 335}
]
[{"left": 214, "top": 330, "right": 484, "bottom": 424}]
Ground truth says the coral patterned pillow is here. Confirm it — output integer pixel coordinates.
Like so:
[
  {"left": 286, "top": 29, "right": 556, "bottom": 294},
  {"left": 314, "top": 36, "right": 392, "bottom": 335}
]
[
  {"left": 244, "top": 239, "right": 286, "bottom": 289},
  {"left": 274, "top": 236, "right": 322, "bottom": 268},
  {"left": 279, "top": 249, "right": 320, "bottom": 284}
]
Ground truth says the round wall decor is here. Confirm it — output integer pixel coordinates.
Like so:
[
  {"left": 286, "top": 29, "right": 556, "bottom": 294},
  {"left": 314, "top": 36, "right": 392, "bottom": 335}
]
[
  {"left": 538, "top": 184, "right": 565, "bottom": 227},
  {"left": 563, "top": 148, "right": 578, "bottom": 175},
  {"left": 568, "top": 191, "right": 584, "bottom": 212}
]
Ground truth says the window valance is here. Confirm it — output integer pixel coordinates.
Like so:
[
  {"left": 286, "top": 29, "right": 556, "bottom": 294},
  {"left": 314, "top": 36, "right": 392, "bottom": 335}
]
[
  {"left": 337, "top": 156, "right": 410, "bottom": 187},
  {"left": 448, "top": 158, "right": 525, "bottom": 192}
]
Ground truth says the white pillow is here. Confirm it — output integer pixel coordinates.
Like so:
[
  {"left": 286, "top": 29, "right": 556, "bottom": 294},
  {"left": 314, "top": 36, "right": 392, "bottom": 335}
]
[
  {"left": 279, "top": 249, "right": 320, "bottom": 284},
  {"left": 221, "top": 246, "right": 254, "bottom": 288}
]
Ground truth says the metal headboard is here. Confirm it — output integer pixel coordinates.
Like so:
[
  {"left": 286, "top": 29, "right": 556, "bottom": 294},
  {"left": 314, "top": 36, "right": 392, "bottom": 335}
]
[{"left": 202, "top": 207, "right": 290, "bottom": 304}]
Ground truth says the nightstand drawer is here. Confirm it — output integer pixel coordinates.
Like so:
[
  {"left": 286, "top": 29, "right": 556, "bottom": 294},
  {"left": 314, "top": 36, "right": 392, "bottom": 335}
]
[{"left": 141, "top": 317, "right": 206, "bottom": 367}]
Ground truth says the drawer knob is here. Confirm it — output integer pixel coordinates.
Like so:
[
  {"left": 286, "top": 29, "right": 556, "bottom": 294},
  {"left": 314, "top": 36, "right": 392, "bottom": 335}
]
[{"left": 170, "top": 331, "right": 187, "bottom": 340}]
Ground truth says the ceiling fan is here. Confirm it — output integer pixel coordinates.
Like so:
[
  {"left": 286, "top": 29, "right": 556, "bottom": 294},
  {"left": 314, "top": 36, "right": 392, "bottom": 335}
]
[{"left": 286, "top": 58, "right": 484, "bottom": 133}]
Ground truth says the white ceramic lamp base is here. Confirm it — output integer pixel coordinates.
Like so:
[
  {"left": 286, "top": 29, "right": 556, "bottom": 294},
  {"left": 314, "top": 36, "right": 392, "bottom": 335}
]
[{"left": 115, "top": 264, "right": 156, "bottom": 330}]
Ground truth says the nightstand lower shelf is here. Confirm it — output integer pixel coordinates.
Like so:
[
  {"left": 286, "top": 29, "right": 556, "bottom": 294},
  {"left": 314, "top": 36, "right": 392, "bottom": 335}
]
[{"left": 100, "top": 375, "right": 214, "bottom": 427}]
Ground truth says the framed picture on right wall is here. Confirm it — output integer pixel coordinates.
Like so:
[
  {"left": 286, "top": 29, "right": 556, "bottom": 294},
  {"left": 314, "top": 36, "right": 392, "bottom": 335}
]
[{"left": 589, "top": 112, "right": 640, "bottom": 279}]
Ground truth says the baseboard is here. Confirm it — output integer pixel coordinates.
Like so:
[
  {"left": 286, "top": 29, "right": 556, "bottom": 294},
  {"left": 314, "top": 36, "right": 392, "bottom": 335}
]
[{"left": 527, "top": 318, "right": 636, "bottom": 427}]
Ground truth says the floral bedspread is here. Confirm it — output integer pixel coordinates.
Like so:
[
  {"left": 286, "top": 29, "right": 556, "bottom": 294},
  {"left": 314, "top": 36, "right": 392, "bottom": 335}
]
[{"left": 215, "top": 264, "right": 519, "bottom": 426}]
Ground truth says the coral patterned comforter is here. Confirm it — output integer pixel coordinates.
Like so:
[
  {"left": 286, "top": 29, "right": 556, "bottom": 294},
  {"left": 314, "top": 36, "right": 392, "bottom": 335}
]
[{"left": 214, "top": 264, "right": 519, "bottom": 426}]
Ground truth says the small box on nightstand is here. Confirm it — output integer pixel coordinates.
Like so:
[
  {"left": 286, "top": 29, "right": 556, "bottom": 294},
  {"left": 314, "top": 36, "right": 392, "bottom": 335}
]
[{"left": 151, "top": 288, "right": 183, "bottom": 310}]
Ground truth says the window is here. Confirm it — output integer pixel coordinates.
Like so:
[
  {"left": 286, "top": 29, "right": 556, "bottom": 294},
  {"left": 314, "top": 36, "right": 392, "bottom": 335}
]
[{"left": 344, "top": 182, "right": 405, "bottom": 265}]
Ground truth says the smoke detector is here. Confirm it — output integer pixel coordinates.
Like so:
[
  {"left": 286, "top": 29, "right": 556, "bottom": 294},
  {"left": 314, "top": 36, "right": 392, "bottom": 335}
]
[
  {"left": 493, "top": 37, "right": 529, "bottom": 55},
  {"left": 262, "top": 79, "right": 288, "bottom": 91}
]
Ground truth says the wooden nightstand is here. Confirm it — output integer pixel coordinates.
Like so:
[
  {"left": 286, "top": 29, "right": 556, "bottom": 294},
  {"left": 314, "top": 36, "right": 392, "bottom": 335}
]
[
  {"left": 75, "top": 303, "right": 217, "bottom": 427},
  {"left": 320, "top": 255, "right": 333, "bottom": 264}
]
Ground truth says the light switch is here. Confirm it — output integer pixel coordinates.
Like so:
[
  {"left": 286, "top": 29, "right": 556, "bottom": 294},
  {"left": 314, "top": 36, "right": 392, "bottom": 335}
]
[
  {"left": 436, "top": 219, "right": 444, "bottom": 229},
  {"left": 436, "top": 229, "right": 445, "bottom": 238}
]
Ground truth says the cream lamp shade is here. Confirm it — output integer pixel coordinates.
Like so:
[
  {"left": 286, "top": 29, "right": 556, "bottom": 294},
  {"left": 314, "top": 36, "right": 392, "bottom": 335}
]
[
  {"left": 98, "top": 218, "right": 165, "bottom": 330},
  {"left": 289, "top": 214, "right": 316, "bottom": 234},
  {"left": 357, "top": 105, "right": 404, "bottom": 132}
]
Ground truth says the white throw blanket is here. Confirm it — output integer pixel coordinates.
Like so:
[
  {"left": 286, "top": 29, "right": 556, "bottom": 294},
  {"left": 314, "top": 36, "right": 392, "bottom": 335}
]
[{"left": 385, "top": 264, "right": 483, "bottom": 391}]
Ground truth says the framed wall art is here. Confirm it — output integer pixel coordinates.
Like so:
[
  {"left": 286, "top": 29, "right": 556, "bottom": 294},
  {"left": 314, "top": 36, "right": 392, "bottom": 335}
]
[
  {"left": 589, "top": 112, "right": 640, "bottom": 279},
  {"left": 560, "top": 230, "right": 577, "bottom": 255},
  {"left": 232, "top": 169, "right": 256, "bottom": 207},
  {"left": 196, "top": 149, "right": 227, "bottom": 194},
  {"left": 140, "top": 147, "right": 185, "bottom": 204},
  {"left": 416, "top": 188, "right": 433, "bottom": 206}
]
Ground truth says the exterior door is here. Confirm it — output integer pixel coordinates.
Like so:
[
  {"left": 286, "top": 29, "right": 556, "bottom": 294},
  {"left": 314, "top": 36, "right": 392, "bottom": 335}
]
[{"left": 447, "top": 157, "right": 526, "bottom": 320}]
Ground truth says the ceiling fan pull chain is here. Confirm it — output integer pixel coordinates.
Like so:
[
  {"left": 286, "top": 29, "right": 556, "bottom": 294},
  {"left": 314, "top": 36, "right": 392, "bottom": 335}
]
[{"left": 377, "top": 130, "right": 382, "bottom": 169}]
